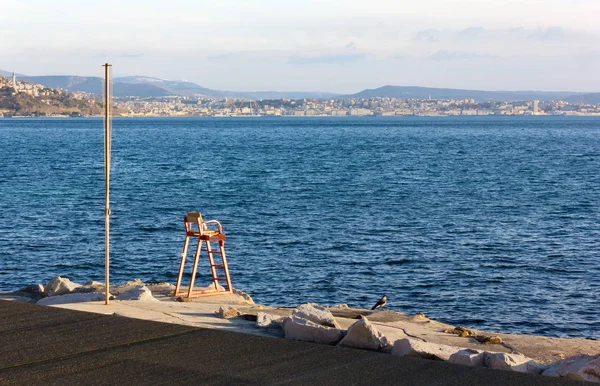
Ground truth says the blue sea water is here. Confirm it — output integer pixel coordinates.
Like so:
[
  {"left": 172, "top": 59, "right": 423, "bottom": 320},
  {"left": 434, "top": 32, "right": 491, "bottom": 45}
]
[{"left": 0, "top": 116, "right": 599, "bottom": 339}]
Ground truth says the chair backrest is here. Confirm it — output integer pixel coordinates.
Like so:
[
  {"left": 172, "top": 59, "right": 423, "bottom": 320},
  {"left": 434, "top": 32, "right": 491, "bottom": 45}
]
[{"left": 184, "top": 212, "right": 207, "bottom": 234}]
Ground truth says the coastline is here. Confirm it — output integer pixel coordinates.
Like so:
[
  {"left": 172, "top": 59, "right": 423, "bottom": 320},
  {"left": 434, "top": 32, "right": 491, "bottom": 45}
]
[
  {"left": 3, "top": 277, "right": 599, "bottom": 382},
  {"left": 3, "top": 114, "right": 600, "bottom": 118}
]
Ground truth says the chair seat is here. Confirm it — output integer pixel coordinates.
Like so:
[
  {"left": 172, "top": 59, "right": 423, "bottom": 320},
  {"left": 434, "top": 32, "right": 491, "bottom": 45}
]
[
  {"left": 199, "top": 233, "right": 226, "bottom": 241},
  {"left": 186, "top": 230, "right": 220, "bottom": 237}
]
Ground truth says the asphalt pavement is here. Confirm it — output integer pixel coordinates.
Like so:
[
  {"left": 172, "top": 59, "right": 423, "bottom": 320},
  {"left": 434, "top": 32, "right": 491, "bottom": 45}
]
[{"left": 0, "top": 300, "right": 583, "bottom": 385}]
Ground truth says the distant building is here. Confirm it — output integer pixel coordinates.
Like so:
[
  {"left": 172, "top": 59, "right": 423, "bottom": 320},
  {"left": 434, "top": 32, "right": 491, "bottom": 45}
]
[
  {"left": 349, "top": 108, "right": 372, "bottom": 116},
  {"left": 12, "top": 71, "right": 17, "bottom": 91},
  {"left": 330, "top": 110, "right": 348, "bottom": 116},
  {"left": 533, "top": 100, "right": 539, "bottom": 114}
]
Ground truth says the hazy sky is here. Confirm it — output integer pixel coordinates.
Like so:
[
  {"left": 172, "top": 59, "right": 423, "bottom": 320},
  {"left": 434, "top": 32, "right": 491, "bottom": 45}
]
[{"left": 1, "top": 0, "right": 599, "bottom": 93}]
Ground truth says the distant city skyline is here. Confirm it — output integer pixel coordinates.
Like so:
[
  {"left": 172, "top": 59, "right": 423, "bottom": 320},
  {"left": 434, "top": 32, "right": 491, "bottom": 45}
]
[{"left": 1, "top": 0, "right": 599, "bottom": 93}]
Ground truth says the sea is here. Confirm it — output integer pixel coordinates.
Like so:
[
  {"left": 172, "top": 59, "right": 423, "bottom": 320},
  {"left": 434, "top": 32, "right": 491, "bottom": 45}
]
[{"left": 0, "top": 116, "right": 598, "bottom": 340}]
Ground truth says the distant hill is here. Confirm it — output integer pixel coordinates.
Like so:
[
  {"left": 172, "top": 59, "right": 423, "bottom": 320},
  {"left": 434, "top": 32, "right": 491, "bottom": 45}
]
[
  {"left": 115, "top": 76, "right": 217, "bottom": 97},
  {"left": 4, "top": 70, "right": 595, "bottom": 101},
  {"left": 113, "top": 76, "right": 338, "bottom": 99},
  {"left": 344, "top": 85, "right": 582, "bottom": 102},
  {"left": 19, "top": 75, "right": 171, "bottom": 97},
  {"left": 0, "top": 85, "right": 102, "bottom": 117},
  {"left": 1, "top": 70, "right": 337, "bottom": 99},
  {"left": 564, "top": 93, "right": 600, "bottom": 105}
]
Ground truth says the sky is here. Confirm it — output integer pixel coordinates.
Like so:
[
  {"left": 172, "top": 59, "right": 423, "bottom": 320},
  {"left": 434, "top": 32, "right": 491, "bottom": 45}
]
[{"left": 1, "top": 0, "right": 599, "bottom": 93}]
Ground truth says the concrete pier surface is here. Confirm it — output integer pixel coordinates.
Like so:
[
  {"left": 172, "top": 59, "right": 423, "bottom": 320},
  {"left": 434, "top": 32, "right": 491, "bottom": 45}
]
[{"left": 0, "top": 300, "right": 582, "bottom": 385}]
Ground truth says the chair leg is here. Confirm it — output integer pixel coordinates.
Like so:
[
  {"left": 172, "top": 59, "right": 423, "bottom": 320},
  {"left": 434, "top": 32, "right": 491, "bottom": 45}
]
[
  {"left": 174, "top": 236, "right": 190, "bottom": 297},
  {"left": 187, "top": 238, "right": 203, "bottom": 298},
  {"left": 220, "top": 240, "right": 233, "bottom": 293}
]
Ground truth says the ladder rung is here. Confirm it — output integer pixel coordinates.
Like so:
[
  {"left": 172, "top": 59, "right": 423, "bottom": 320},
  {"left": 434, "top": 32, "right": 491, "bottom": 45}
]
[
  {"left": 215, "top": 278, "right": 228, "bottom": 281},
  {"left": 211, "top": 264, "right": 225, "bottom": 268},
  {"left": 208, "top": 250, "right": 222, "bottom": 254}
]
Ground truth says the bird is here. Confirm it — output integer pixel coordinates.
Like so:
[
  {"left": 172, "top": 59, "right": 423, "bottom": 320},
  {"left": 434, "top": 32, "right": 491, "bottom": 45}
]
[{"left": 371, "top": 295, "right": 387, "bottom": 310}]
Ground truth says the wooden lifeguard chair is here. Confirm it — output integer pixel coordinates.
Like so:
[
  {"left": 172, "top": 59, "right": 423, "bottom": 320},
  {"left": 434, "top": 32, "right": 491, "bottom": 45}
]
[{"left": 174, "top": 212, "right": 233, "bottom": 298}]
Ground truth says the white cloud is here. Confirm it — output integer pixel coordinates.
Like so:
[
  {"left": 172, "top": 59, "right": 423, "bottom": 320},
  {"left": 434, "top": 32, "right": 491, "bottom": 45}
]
[
  {"left": 1, "top": 0, "right": 599, "bottom": 92},
  {"left": 425, "top": 51, "right": 498, "bottom": 60}
]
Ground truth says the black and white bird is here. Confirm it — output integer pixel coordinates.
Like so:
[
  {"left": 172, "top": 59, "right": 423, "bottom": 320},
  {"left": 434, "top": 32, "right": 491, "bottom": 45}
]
[{"left": 371, "top": 295, "right": 387, "bottom": 310}]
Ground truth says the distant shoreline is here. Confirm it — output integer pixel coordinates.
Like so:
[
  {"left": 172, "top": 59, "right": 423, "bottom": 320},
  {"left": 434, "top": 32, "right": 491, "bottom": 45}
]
[{"left": 3, "top": 114, "right": 600, "bottom": 119}]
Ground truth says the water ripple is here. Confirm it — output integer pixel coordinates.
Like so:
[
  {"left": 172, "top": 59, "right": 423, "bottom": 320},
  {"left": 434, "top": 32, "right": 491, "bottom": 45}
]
[{"left": 0, "top": 116, "right": 599, "bottom": 339}]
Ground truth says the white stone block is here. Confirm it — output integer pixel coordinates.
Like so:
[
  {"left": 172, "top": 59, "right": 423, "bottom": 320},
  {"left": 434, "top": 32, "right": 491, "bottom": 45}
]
[
  {"left": 292, "top": 303, "right": 340, "bottom": 329},
  {"left": 256, "top": 312, "right": 288, "bottom": 328},
  {"left": 44, "top": 276, "right": 81, "bottom": 296},
  {"left": 110, "top": 279, "right": 145, "bottom": 295},
  {"left": 115, "top": 285, "right": 159, "bottom": 301},
  {"left": 283, "top": 315, "right": 343, "bottom": 345},
  {"left": 215, "top": 306, "right": 241, "bottom": 319},
  {"left": 337, "top": 317, "right": 389, "bottom": 351},
  {"left": 391, "top": 338, "right": 461, "bottom": 361},
  {"left": 448, "top": 349, "right": 485, "bottom": 367},
  {"left": 72, "top": 281, "right": 105, "bottom": 294},
  {"left": 484, "top": 352, "right": 546, "bottom": 374},
  {"left": 542, "top": 354, "right": 600, "bottom": 383},
  {"left": 233, "top": 289, "right": 255, "bottom": 304}
]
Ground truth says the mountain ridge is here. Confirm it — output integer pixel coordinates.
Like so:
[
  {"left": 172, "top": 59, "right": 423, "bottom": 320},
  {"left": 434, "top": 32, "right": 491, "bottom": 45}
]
[
  {"left": 4, "top": 72, "right": 338, "bottom": 99},
  {"left": 342, "top": 85, "right": 583, "bottom": 102},
  {"left": 2, "top": 70, "right": 596, "bottom": 102}
]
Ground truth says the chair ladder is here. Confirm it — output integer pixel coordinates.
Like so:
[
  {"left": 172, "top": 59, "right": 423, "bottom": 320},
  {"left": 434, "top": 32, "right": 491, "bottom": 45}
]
[{"left": 205, "top": 237, "right": 233, "bottom": 293}]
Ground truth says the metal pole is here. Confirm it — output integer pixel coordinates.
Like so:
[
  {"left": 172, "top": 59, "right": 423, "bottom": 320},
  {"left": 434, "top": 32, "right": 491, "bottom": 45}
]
[{"left": 103, "top": 63, "right": 112, "bottom": 305}]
